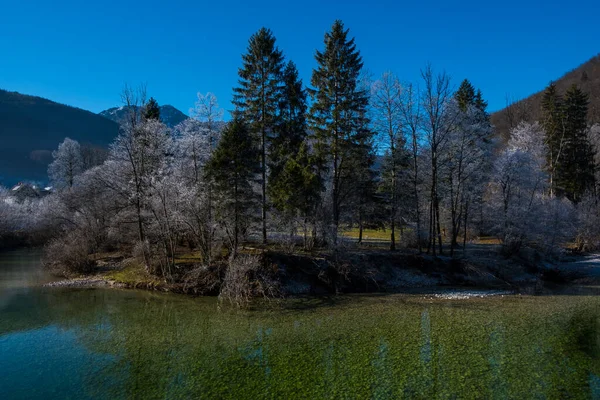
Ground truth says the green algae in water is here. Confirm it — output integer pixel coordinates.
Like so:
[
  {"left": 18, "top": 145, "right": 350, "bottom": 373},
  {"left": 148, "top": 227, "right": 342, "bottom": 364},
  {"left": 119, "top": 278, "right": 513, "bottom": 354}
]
[{"left": 0, "top": 250, "right": 599, "bottom": 399}]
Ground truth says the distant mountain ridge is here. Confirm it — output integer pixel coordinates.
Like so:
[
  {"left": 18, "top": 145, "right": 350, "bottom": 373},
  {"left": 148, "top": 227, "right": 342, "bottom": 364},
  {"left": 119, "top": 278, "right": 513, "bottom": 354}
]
[
  {"left": 0, "top": 89, "right": 119, "bottom": 186},
  {"left": 99, "top": 104, "right": 188, "bottom": 128},
  {"left": 491, "top": 54, "right": 600, "bottom": 140}
]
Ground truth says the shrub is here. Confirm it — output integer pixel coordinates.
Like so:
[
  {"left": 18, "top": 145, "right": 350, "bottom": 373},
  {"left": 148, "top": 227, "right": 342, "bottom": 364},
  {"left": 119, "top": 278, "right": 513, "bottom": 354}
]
[
  {"left": 219, "top": 254, "right": 281, "bottom": 307},
  {"left": 43, "top": 232, "right": 95, "bottom": 276}
]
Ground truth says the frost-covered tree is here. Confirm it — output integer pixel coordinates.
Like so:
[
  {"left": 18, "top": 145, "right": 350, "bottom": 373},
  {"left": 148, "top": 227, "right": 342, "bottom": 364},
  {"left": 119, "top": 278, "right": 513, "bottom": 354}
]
[
  {"left": 190, "top": 92, "right": 223, "bottom": 138},
  {"left": 399, "top": 82, "right": 424, "bottom": 251},
  {"left": 486, "top": 122, "right": 575, "bottom": 254},
  {"left": 106, "top": 118, "right": 171, "bottom": 266},
  {"left": 371, "top": 71, "right": 408, "bottom": 249},
  {"left": 186, "top": 92, "right": 224, "bottom": 262},
  {"left": 174, "top": 118, "right": 219, "bottom": 264},
  {"left": 444, "top": 84, "right": 493, "bottom": 255},
  {"left": 419, "top": 65, "right": 456, "bottom": 255},
  {"left": 48, "top": 137, "right": 83, "bottom": 189}
]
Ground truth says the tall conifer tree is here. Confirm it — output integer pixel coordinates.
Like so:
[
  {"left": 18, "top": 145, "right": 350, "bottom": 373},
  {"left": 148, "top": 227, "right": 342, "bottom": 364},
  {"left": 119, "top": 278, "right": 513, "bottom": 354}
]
[
  {"left": 541, "top": 82, "right": 565, "bottom": 196},
  {"left": 308, "top": 20, "right": 373, "bottom": 244},
  {"left": 205, "top": 117, "right": 260, "bottom": 256},
  {"left": 562, "top": 84, "right": 595, "bottom": 201},
  {"left": 269, "top": 61, "right": 308, "bottom": 202},
  {"left": 144, "top": 97, "right": 161, "bottom": 121},
  {"left": 233, "top": 27, "right": 285, "bottom": 244}
]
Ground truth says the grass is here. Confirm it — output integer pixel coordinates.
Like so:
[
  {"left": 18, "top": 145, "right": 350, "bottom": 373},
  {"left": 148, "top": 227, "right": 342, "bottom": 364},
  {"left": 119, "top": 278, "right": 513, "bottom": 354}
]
[
  {"left": 103, "top": 260, "right": 162, "bottom": 287},
  {"left": 341, "top": 228, "right": 393, "bottom": 241}
]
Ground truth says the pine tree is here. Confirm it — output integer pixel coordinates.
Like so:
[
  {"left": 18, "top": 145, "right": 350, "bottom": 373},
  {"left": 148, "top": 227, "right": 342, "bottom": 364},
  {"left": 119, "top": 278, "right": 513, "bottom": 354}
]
[
  {"left": 562, "top": 84, "right": 595, "bottom": 201},
  {"left": 474, "top": 89, "right": 488, "bottom": 115},
  {"left": 541, "top": 82, "right": 565, "bottom": 196},
  {"left": 233, "top": 27, "right": 285, "bottom": 244},
  {"left": 205, "top": 118, "right": 260, "bottom": 256},
  {"left": 269, "top": 141, "right": 321, "bottom": 247},
  {"left": 455, "top": 79, "right": 476, "bottom": 112},
  {"left": 308, "top": 20, "right": 372, "bottom": 244},
  {"left": 144, "top": 97, "right": 161, "bottom": 121},
  {"left": 268, "top": 61, "right": 308, "bottom": 204}
]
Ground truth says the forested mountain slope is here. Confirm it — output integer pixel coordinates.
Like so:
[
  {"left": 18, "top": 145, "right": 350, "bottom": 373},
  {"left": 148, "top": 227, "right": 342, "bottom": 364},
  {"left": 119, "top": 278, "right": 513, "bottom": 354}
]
[
  {"left": 491, "top": 54, "right": 600, "bottom": 140},
  {"left": 0, "top": 89, "right": 119, "bottom": 185}
]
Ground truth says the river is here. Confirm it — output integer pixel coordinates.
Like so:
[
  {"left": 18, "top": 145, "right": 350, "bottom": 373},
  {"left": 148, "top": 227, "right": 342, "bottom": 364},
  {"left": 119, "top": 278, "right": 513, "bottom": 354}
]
[{"left": 0, "top": 248, "right": 599, "bottom": 399}]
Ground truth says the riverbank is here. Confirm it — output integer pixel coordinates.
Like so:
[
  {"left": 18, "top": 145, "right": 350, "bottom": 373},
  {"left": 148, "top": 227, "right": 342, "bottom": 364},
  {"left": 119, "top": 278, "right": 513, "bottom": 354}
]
[{"left": 41, "top": 243, "right": 600, "bottom": 299}]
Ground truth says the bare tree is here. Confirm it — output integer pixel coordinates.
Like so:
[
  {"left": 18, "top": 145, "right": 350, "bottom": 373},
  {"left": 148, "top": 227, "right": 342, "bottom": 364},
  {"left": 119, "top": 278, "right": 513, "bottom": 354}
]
[
  {"left": 420, "top": 65, "right": 455, "bottom": 255},
  {"left": 120, "top": 83, "right": 147, "bottom": 128},
  {"left": 371, "top": 72, "right": 404, "bottom": 249},
  {"left": 399, "top": 82, "right": 423, "bottom": 252}
]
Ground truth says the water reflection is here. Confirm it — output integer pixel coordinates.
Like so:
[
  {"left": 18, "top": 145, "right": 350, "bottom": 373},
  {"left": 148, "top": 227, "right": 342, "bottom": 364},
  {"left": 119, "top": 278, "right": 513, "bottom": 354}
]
[{"left": 0, "top": 250, "right": 599, "bottom": 399}]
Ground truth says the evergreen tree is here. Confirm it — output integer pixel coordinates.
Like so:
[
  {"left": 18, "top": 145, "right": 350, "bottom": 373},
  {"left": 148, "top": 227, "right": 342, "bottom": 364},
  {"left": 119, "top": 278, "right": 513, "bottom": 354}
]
[
  {"left": 455, "top": 79, "right": 476, "bottom": 112},
  {"left": 268, "top": 61, "right": 308, "bottom": 204},
  {"left": 269, "top": 141, "right": 322, "bottom": 248},
  {"left": 562, "top": 84, "right": 595, "bottom": 201},
  {"left": 541, "top": 82, "right": 565, "bottom": 196},
  {"left": 455, "top": 80, "right": 488, "bottom": 116},
  {"left": 205, "top": 118, "right": 260, "bottom": 256},
  {"left": 308, "top": 20, "right": 372, "bottom": 244},
  {"left": 144, "top": 97, "right": 161, "bottom": 121},
  {"left": 233, "top": 27, "right": 285, "bottom": 244}
]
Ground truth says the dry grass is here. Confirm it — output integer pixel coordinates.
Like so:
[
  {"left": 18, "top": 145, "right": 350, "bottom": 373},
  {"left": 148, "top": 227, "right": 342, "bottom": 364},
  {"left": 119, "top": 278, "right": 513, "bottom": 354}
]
[{"left": 341, "top": 228, "right": 393, "bottom": 241}]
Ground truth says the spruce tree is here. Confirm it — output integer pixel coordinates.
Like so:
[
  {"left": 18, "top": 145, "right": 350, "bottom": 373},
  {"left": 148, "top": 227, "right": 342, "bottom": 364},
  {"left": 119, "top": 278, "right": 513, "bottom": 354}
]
[
  {"left": 268, "top": 61, "right": 308, "bottom": 204},
  {"left": 205, "top": 118, "right": 260, "bottom": 256},
  {"left": 308, "top": 20, "right": 372, "bottom": 244},
  {"left": 269, "top": 141, "right": 321, "bottom": 247},
  {"left": 144, "top": 97, "right": 161, "bottom": 121},
  {"left": 233, "top": 27, "right": 285, "bottom": 244},
  {"left": 455, "top": 80, "right": 476, "bottom": 112},
  {"left": 562, "top": 84, "right": 595, "bottom": 201},
  {"left": 541, "top": 82, "right": 565, "bottom": 196}
]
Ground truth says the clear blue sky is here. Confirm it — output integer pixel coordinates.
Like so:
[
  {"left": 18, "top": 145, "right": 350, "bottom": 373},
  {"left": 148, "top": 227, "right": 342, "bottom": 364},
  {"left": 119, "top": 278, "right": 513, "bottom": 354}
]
[{"left": 1, "top": 0, "right": 598, "bottom": 118}]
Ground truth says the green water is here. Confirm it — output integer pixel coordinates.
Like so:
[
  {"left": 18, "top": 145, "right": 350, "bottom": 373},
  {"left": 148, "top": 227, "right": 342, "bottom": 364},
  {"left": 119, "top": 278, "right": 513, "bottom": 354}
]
[{"left": 0, "top": 249, "right": 599, "bottom": 399}]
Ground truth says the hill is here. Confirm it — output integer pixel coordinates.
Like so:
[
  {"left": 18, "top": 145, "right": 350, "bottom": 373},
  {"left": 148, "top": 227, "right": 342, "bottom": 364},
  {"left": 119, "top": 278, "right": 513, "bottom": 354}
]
[
  {"left": 99, "top": 104, "right": 188, "bottom": 128},
  {"left": 0, "top": 90, "right": 119, "bottom": 186},
  {"left": 491, "top": 54, "right": 600, "bottom": 140}
]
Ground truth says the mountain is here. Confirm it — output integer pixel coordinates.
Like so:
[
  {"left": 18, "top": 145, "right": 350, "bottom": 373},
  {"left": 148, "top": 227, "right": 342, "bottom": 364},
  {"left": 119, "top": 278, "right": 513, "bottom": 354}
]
[
  {"left": 0, "top": 89, "right": 119, "bottom": 187},
  {"left": 491, "top": 54, "right": 600, "bottom": 140},
  {"left": 99, "top": 104, "right": 188, "bottom": 128}
]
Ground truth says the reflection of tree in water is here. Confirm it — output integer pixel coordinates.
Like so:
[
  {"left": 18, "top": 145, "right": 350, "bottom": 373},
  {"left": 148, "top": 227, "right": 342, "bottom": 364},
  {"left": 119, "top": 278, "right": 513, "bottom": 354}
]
[{"left": 2, "top": 285, "right": 600, "bottom": 398}]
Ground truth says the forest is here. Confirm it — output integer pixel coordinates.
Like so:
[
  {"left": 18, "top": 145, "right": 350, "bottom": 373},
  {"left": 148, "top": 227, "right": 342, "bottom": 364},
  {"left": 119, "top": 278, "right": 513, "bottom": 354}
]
[{"left": 2, "top": 20, "right": 600, "bottom": 303}]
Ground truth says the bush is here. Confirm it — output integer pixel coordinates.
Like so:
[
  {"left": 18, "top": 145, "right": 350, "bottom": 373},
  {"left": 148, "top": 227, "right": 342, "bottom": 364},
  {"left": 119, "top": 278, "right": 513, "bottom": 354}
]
[
  {"left": 183, "top": 264, "right": 223, "bottom": 295},
  {"left": 43, "top": 232, "right": 95, "bottom": 276},
  {"left": 219, "top": 254, "right": 280, "bottom": 307}
]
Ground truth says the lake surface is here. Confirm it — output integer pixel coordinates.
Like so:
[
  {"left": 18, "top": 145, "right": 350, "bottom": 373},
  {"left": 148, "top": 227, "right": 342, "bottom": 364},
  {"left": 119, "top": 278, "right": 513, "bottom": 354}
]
[{"left": 0, "top": 249, "right": 599, "bottom": 399}]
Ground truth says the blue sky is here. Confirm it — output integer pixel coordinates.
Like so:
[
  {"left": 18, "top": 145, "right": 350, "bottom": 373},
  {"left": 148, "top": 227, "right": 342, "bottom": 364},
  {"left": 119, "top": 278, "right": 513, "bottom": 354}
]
[{"left": 1, "top": 0, "right": 598, "bottom": 118}]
